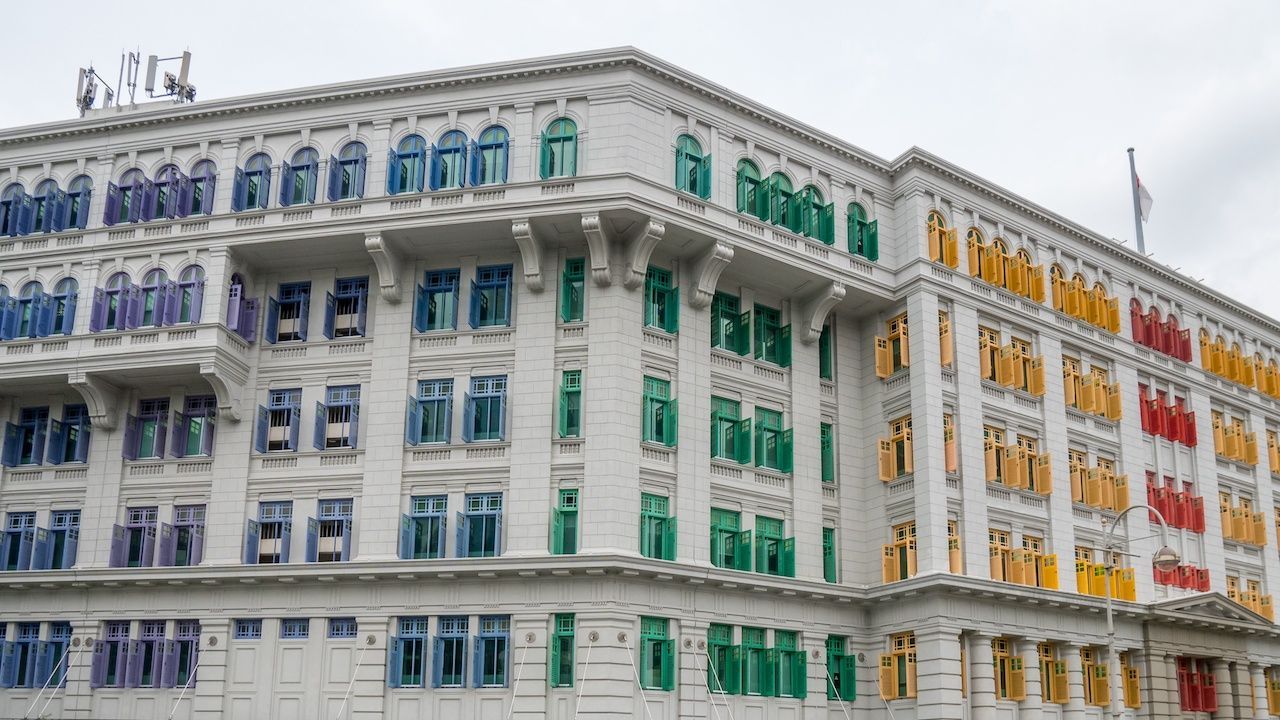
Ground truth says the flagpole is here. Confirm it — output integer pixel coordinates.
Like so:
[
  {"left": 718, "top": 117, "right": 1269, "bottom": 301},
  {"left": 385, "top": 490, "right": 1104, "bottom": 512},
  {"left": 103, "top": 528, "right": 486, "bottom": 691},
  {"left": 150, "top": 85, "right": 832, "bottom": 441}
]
[{"left": 1127, "top": 147, "right": 1146, "bottom": 255}]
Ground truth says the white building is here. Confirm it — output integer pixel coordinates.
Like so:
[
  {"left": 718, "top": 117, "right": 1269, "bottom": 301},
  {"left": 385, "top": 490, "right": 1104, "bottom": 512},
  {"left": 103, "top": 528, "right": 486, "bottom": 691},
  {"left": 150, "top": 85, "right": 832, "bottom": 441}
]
[{"left": 0, "top": 47, "right": 1278, "bottom": 720}]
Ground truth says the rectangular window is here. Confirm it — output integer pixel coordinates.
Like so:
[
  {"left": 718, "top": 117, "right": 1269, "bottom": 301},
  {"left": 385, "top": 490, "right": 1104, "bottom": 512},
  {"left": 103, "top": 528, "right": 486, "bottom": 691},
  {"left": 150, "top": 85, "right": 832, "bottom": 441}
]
[
  {"left": 558, "top": 370, "right": 582, "bottom": 438},
  {"left": 878, "top": 632, "right": 917, "bottom": 700},
  {"left": 316, "top": 385, "right": 360, "bottom": 450},
  {"left": 170, "top": 504, "right": 206, "bottom": 567},
  {"left": 324, "top": 277, "right": 368, "bottom": 339},
  {"left": 710, "top": 396, "right": 749, "bottom": 464},
  {"left": 116, "top": 506, "right": 159, "bottom": 568},
  {"left": 827, "top": 635, "right": 855, "bottom": 701},
  {"left": 124, "top": 398, "right": 169, "bottom": 461},
  {"left": 173, "top": 621, "right": 200, "bottom": 688},
  {"left": 255, "top": 501, "right": 293, "bottom": 564},
  {"left": 411, "top": 380, "right": 453, "bottom": 445},
  {"left": 823, "top": 527, "right": 837, "bottom": 583},
  {"left": 775, "top": 630, "right": 806, "bottom": 699},
  {"left": 137, "top": 621, "right": 165, "bottom": 688},
  {"left": 710, "top": 508, "right": 750, "bottom": 571},
  {"left": 551, "top": 489, "right": 579, "bottom": 555},
  {"left": 643, "top": 266, "right": 679, "bottom": 333},
  {"left": 415, "top": 269, "right": 460, "bottom": 332},
  {"left": 741, "top": 627, "right": 766, "bottom": 695},
  {"left": 402, "top": 496, "right": 447, "bottom": 560},
  {"left": 560, "top": 258, "right": 585, "bottom": 323},
  {"left": 174, "top": 395, "right": 216, "bottom": 459},
  {"left": 434, "top": 616, "right": 469, "bottom": 688},
  {"left": 49, "top": 510, "right": 80, "bottom": 570},
  {"left": 461, "top": 493, "right": 503, "bottom": 558},
  {"left": 280, "top": 619, "right": 310, "bottom": 640},
  {"left": 755, "top": 515, "right": 794, "bottom": 577},
  {"left": 465, "top": 375, "right": 507, "bottom": 442},
  {"left": 642, "top": 376, "right": 677, "bottom": 447},
  {"left": 549, "top": 614, "right": 575, "bottom": 688},
  {"left": 390, "top": 617, "right": 430, "bottom": 688},
  {"left": 234, "top": 620, "right": 262, "bottom": 640},
  {"left": 3, "top": 511, "right": 36, "bottom": 571},
  {"left": 3, "top": 406, "right": 49, "bottom": 468},
  {"left": 7, "top": 622, "right": 39, "bottom": 688},
  {"left": 93, "top": 621, "right": 131, "bottom": 688},
  {"left": 711, "top": 292, "right": 749, "bottom": 355},
  {"left": 821, "top": 423, "right": 835, "bottom": 483},
  {"left": 477, "top": 616, "right": 511, "bottom": 687},
  {"left": 883, "top": 521, "right": 917, "bottom": 583},
  {"left": 753, "top": 304, "right": 791, "bottom": 367},
  {"left": 256, "top": 389, "right": 302, "bottom": 453},
  {"left": 469, "top": 265, "right": 513, "bottom": 329},
  {"left": 47, "top": 404, "right": 91, "bottom": 465},
  {"left": 754, "top": 408, "right": 793, "bottom": 473},
  {"left": 269, "top": 282, "right": 311, "bottom": 343},
  {"left": 639, "top": 617, "right": 674, "bottom": 691},
  {"left": 707, "top": 624, "right": 738, "bottom": 694},
  {"left": 640, "top": 493, "right": 676, "bottom": 561},
  {"left": 328, "top": 618, "right": 358, "bottom": 639}
]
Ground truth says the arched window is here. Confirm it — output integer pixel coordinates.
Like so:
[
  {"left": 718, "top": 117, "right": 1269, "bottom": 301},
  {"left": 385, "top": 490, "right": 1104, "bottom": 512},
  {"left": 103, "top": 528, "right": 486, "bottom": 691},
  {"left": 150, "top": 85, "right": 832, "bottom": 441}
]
[
  {"left": 389, "top": 135, "right": 427, "bottom": 195},
  {"left": 539, "top": 118, "right": 577, "bottom": 179},
  {"left": 189, "top": 160, "right": 216, "bottom": 215},
  {"left": 153, "top": 164, "right": 184, "bottom": 220},
  {"left": 674, "top": 135, "right": 709, "bottom": 199},
  {"left": 1, "top": 183, "right": 31, "bottom": 237},
  {"left": 32, "top": 180, "right": 61, "bottom": 233},
  {"left": 107, "top": 169, "right": 146, "bottom": 226},
  {"left": 94, "top": 271, "right": 132, "bottom": 332},
  {"left": 140, "top": 269, "right": 168, "bottom": 327},
  {"left": 736, "top": 160, "right": 765, "bottom": 219},
  {"left": 16, "top": 281, "right": 43, "bottom": 338},
  {"left": 476, "top": 126, "right": 510, "bottom": 186},
  {"left": 282, "top": 148, "right": 320, "bottom": 207},
  {"left": 927, "top": 211, "right": 947, "bottom": 233},
  {"left": 329, "top": 141, "right": 367, "bottom": 201},
  {"left": 236, "top": 153, "right": 272, "bottom": 211},
  {"left": 966, "top": 227, "right": 985, "bottom": 247},
  {"left": 796, "top": 184, "right": 833, "bottom": 243},
  {"left": 53, "top": 278, "right": 78, "bottom": 335},
  {"left": 432, "top": 131, "right": 467, "bottom": 190},
  {"left": 65, "top": 175, "right": 93, "bottom": 230},
  {"left": 768, "top": 173, "right": 795, "bottom": 230},
  {"left": 1129, "top": 299, "right": 1146, "bottom": 342},
  {"left": 177, "top": 266, "right": 205, "bottom": 324},
  {"left": 1015, "top": 248, "right": 1032, "bottom": 265},
  {"left": 847, "top": 203, "right": 878, "bottom": 260}
]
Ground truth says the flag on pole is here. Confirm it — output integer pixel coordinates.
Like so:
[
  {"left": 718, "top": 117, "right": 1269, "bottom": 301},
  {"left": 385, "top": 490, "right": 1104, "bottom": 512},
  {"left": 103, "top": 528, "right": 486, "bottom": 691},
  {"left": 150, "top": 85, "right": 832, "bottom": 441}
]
[{"left": 1136, "top": 175, "right": 1153, "bottom": 222}]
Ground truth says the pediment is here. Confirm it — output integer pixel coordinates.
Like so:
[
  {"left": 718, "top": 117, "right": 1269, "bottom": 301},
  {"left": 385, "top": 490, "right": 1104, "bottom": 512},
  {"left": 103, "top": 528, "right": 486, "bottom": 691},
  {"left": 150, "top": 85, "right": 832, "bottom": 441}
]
[{"left": 1152, "top": 591, "right": 1270, "bottom": 625}]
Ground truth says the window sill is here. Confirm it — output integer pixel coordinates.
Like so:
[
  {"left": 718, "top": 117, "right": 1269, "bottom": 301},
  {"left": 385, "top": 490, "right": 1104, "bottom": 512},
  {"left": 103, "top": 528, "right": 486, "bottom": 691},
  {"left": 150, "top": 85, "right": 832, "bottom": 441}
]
[
  {"left": 413, "top": 326, "right": 514, "bottom": 351},
  {"left": 125, "top": 457, "right": 214, "bottom": 480},
  {"left": 406, "top": 442, "right": 510, "bottom": 464}
]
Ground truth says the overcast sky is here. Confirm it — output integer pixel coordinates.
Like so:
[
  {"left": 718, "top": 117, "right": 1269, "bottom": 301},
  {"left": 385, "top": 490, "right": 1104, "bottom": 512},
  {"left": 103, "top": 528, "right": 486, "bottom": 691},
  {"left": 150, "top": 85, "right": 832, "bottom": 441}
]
[{"left": 5, "top": 1, "right": 1278, "bottom": 318}]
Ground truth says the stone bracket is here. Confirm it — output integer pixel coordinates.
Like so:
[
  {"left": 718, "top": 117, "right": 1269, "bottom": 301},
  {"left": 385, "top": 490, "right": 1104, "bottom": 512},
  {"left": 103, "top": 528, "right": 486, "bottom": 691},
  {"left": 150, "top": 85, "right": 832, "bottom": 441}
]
[
  {"left": 798, "top": 281, "right": 846, "bottom": 344},
  {"left": 200, "top": 363, "right": 244, "bottom": 423},
  {"left": 621, "top": 218, "right": 665, "bottom": 291},
  {"left": 688, "top": 242, "right": 734, "bottom": 310},
  {"left": 580, "top": 212, "right": 665, "bottom": 290},
  {"left": 580, "top": 212, "right": 614, "bottom": 287},
  {"left": 67, "top": 372, "right": 121, "bottom": 431},
  {"left": 364, "top": 232, "right": 403, "bottom": 304},
  {"left": 510, "top": 219, "right": 547, "bottom": 293}
]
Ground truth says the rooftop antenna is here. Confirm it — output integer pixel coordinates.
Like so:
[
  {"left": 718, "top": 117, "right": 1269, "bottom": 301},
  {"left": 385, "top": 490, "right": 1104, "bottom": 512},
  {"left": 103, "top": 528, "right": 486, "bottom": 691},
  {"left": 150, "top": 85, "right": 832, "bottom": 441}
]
[
  {"left": 76, "top": 48, "right": 196, "bottom": 116},
  {"left": 144, "top": 50, "right": 197, "bottom": 103},
  {"left": 75, "top": 65, "right": 116, "bottom": 117}
]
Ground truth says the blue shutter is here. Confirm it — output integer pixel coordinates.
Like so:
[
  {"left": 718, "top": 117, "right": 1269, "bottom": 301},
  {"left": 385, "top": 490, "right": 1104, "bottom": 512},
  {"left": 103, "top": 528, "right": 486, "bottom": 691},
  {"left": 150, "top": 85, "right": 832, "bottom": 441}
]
[
  {"left": 326, "top": 156, "right": 341, "bottom": 202},
  {"left": 0, "top": 297, "right": 16, "bottom": 340},
  {"left": 468, "top": 280, "right": 480, "bottom": 329},
  {"left": 17, "top": 527, "right": 34, "bottom": 570},
  {"left": 232, "top": 168, "right": 246, "bottom": 212},
  {"left": 48, "top": 190, "right": 67, "bottom": 232},
  {"left": 355, "top": 286, "right": 367, "bottom": 336},
  {"left": 414, "top": 149, "right": 426, "bottom": 192},
  {"left": 323, "top": 291, "right": 335, "bottom": 339},
  {"left": 159, "top": 640, "right": 178, "bottom": 688},
  {"left": 280, "top": 519, "right": 292, "bottom": 563},
  {"left": 428, "top": 146, "right": 441, "bottom": 191},
  {"left": 1, "top": 423, "right": 21, "bottom": 467},
  {"left": 288, "top": 405, "right": 301, "bottom": 451},
  {"left": 497, "top": 393, "right": 507, "bottom": 441},
  {"left": 443, "top": 396, "right": 453, "bottom": 443},
  {"left": 386, "top": 639, "right": 403, "bottom": 687},
  {"left": 33, "top": 643, "right": 52, "bottom": 688},
  {"left": 355, "top": 154, "right": 367, "bottom": 199},
  {"left": 494, "top": 512, "right": 503, "bottom": 556},
  {"left": 63, "top": 527, "right": 78, "bottom": 568},
  {"left": 45, "top": 419, "right": 66, "bottom": 465},
  {"left": 455, "top": 511, "right": 468, "bottom": 558},
  {"left": 313, "top": 402, "right": 326, "bottom": 450},
  {"left": 405, "top": 397, "right": 421, "bottom": 446},
  {"left": 73, "top": 423, "right": 90, "bottom": 463},
  {"left": 437, "top": 513, "right": 448, "bottom": 555},
  {"left": 500, "top": 139, "right": 510, "bottom": 183},
  {"left": 74, "top": 189, "right": 91, "bottom": 228},
  {"left": 399, "top": 515, "right": 414, "bottom": 559},
  {"left": 462, "top": 394, "right": 475, "bottom": 443},
  {"left": 279, "top": 162, "right": 294, "bottom": 207},
  {"left": 60, "top": 291, "right": 77, "bottom": 335},
  {"left": 264, "top": 297, "right": 279, "bottom": 344},
  {"left": 450, "top": 282, "right": 460, "bottom": 329},
  {"left": 472, "top": 636, "right": 483, "bottom": 687},
  {"left": 254, "top": 405, "right": 269, "bottom": 453},
  {"left": 467, "top": 141, "right": 480, "bottom": 187},
  {"left": 170, "top": 412, "right": 189, "bottom": 458},
  {"left": 35, "top": 294, "right": 55, "bottom": 337},
  {"left": 241, "top": 298, "right": 260, "bottom": 343},
  {"left": 298, "top": 290, "right": 310, "bottom": 341},
  {"left": 430, "top": 637, "right": 444, "bottom": 688},
  {"left": 341, "top": 519, "right": 353, "bottom": 561},
  {"left": 304, "top": 164, "right": 315, "bottom": 205},
  {"left": 348, "top": 403, "right": 360, "bottom": 449},
  {"left": 200, "top": 176, "right": 216, "bottom": 214},
  {"left": 0, "top": 642, "right": 17, "bottom": 688},
  {"left": 305, "top": 517, "right": 319, "bottom": 562},
  {"left": 31, "top": 527, "right": 49, "bottom": 570},
  {"left": 386, "top": 148, "right": 401, "bottom": 195},
  {"left": 102, "top": 182, "right": 121, "bottom": 226},
  {"left": 413, "top": 283, "right": 428, "bottom": 333}
]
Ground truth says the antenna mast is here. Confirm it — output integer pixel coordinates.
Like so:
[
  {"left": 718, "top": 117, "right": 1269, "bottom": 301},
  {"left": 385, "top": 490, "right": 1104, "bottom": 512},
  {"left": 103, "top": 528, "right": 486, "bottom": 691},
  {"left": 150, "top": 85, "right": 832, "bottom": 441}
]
[{"left": 76, "top": 48, "right": 197, "bottom": 116}]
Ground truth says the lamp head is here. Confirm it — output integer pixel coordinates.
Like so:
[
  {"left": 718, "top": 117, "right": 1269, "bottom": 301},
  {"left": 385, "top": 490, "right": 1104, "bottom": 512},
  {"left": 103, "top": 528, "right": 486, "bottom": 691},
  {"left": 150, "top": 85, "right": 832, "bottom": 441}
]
[{"left": 1152, "top": 545, "right": 1181, "bottom": 573}]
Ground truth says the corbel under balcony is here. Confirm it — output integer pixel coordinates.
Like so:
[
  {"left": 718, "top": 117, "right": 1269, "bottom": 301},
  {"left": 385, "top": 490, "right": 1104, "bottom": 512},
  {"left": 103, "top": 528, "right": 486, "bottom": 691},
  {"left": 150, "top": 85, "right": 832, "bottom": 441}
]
[
  {"left": 510, "top": 218, "right": 548, "bottom": 292},
  {"left": 200, "top": 360, "right": 245, "bottom": 423},
  {"left": 580, "top": 212, "right": 665, "bottom": 289},
  {"left": 364, "top": 232, "right": 403, "bottom": 304},
  {"left": 688, "top": 242, "right": 734, "bottom": 310},
  {"left": 798, "top": 281, "right": 846, "bottom": 344},
  {"left": 67, "top": 371, "right": 120, "bottom": 431}
]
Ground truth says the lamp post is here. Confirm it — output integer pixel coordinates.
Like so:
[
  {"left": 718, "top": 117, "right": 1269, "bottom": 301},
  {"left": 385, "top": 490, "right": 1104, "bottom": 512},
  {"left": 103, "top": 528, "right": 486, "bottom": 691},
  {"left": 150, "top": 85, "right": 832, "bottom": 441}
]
[{"left": 1102, "top": 503, "right": 1181, "bottom": 719}]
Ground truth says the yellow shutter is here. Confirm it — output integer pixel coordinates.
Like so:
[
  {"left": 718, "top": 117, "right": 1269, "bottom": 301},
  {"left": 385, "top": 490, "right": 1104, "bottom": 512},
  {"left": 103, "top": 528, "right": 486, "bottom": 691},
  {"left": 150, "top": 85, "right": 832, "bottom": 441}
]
[
  {"left": 1120, "top": 568, "right": 1136, "bottom": 601},
  {"left": 1224, "top": 425, "right": 1242, "bottom": 459},
  {"left": 1008, "top": 657, "right": 1027, "bottom": 700},
  {"left": 1213, "top": 416, "right": 1226, "bottom": 455},
  {"left": 928, "top": 227, "right": 942, "bottom": 263},
  {"left": 1113, "top": 474, "right": 1129, "bottom": 510},
  {"left": 1040, "top": 554, "right": 1059, "bottom": 589},
  {"left": 1090, "top": 564, "right": 1108, "bottom": 596},
  {"left": 1253, "top": 512, "right": 1267, "bottom": 546},
  {"left": 902, "top": 428, "right": 914, "bottom": 474},
  {"left": 998, "top": 345, "right": 1015, "bottom": 387},
  {"left": 979, "top": 339, "right": 994, "bottom": 380},
  {"left": 1199, "top": 334, "right": 1212, "bottom": 370},
  {"left": 1212, "top": 341, "right": 1226, "bottom": 375},
  {"left": 1070, "top": 464, "right": 1084, "bottom": 503},
  {"left": 882, "top": 544, "right": 897, "bottom": 583},
  {"left": 1105, "top": 383, "right": 1122, "bottom": 421},
  {"left": 1029, "top": 264, "right": 1046, "bottom": 303},
  {"left": 1010, "top": 549, "right": 1027, "bottom": 584},
  {"left": 1028, "top": 356, "right": 1045, "bottom": 396},
  {"left": 899, "top": 325, "right": 911, "bottom": 368},
  {"left": 1100, "top": 471, "right": 1116, "bottom": 511},
  {"left": 875, "top": 337, "right": 891, "bottom": 379},
  {"left": 1010, "top": 348, "right": 1027, "bottom": 390},
  {"left": 1004, "top": 446, "right": 1024, "bottom": 488},
  {"left": 945, "top": 433, "right": 957, "bottom": 474},
  {"left": 1062, "top": 370, "right": 1078, "bottom": 406},
  {"left": 905, "top": 654, "right": 917, "bottom": 698},
  {"left": 948, "top": 537, "right": 962, "bottom": 574},
  {"left": 945, "top": 229, "right": 959, "bottom": 268},
  {"left": 1075, "top": 561, "right": 1090, "bottom": 594},
  {"left": 1246, "top": 432, "right": 1260, "bottom": 466},
  {"left": 984, "top": 440, "right": 999, "bottom": 481},
  {"left": 1221, "top": 503, "right": 1235, "bottom": 540},
  {"left": 939, "top": 318, "right": 953, "bottom": 367},
  {"left": 967, "top": 238, "right": 982, "bottom": 278},
  {"left": 1007, "top": 256, "right": 1026, "bottom": 295},
  {"left": 1233, "top": 507, "right": 1249, "bottom": 541},
  {"left": 1035, "top": 453, "right": 1053, "bottom": 495},
  {"left": 990, "top": 546, "right": 1005, "bottom": 581},
  {"left": 878, "top": 439, "right": 894, "bottom": 482},
  {"left": 1106, "top": 297, "right": 1120, "bottom": 333},
  {"left": 1093, "top": 380, "right": 1109, "bottom": 418},
  {"left": 1078, "top": 375, "right": 1097, "bottom": 413},
  {"left": 1124, "top": 667, "right": 1141, "bottom": 708},
  {"left": 1051, "top": 275, "right": 1064, "bottom": 311},
  {"left": 1053, "top": 662, "right": 1069, "bottom": 702},
  {"left": 879, "top": 655, "right": 897, "bottom": 699},
  {"left": 907, "top": 539, "right": 918, "bottom": 577},
  {"left": 1085, "top": 469, "right": 1102, "bottom": 507}
]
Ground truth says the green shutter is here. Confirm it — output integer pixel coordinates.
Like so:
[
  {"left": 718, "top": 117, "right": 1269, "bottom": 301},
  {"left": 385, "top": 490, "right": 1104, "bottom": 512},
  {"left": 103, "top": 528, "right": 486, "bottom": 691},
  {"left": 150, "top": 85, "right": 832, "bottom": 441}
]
[
  {"left": 642, "top": 394, "right": 654, "bottom": 443},
  {"left": 736, "top": 168, "right": 747, "bottom": 212},
  {"left": 664, "top": 287, "right": 680, "bottom": 333},
  {"left": 660, "top": 638, "right": 675, "bottom": 690},
  {"left": 819, "top": 325, "right": 833, "bottom": 380},
  {"left": 550, "top": 508, "right": 563, "bottom": 554},
  {"left": 820, "top": 202, "right": 835, "bottom": 245},
  {"left": 548, "top": 635, "right": 562, "bottom": 687},
  {"left": 558, "top": 386, "right": 569, "bottom": 438},
  {"left": 754, "top": 425, "right": 765, "bottom": 467},
  {"left": 662, "top": 517, "right": 677, "bottom": 561},
  {"left": 755, "top": 535, "right": 768, "bottom": 573},
  {"left": 565, "top": 137, "right": 577, "bottom": 177},
  {"left": 839, "top": 655, "right": 857, "bottom": 700},
  {"left": 781, "top": 537, "right": 795, "bottom": 577},
  {"left": 674, "top": 147, "right": 687, "bottom": 191},
  {"left": 768, "top": 177, "right": 781, "bottom": 224},
  {"left": 662, "top": 398, "right": 678, "bottom": 447},
  {"left": 710, "top": 411, "right": 723, "bottom": 458},
  {"left": 735, "top": 418, "right": 752, "bottom": 464},
  {"left": 560, "top": 267, "right": 571, "bottom": 322},
  {"left": 710, "top": 527, "right": 724, "bottom": 567},
  {"left": 640, "top": 513, "right": 653, "bottom": 558},
  {"left": 823, "top": 528, "right": 836, "bottom": 582},
  {"left": 754, "top": 180, "right": 770, "bottom": 221},
  {"left": 778, "top": 325, "right": 791, "bottom": 368},
  {"left": 726, "top": 645, "right": 742, "bottom": 694},
  {"left": 735, "top": 311, "right": 751, "bottom": 355},
  {"left": 539, "top": 131, "right": 550, "bottom": 179},
  {"left": 786, "top": 193, "right": 802, "bottom": 233},
  {"left": 792, "top": 651, "right": 808, "bottom": 698},
  {"left": 698, "top": 154, "right": 712, "bottom": 200},
  {"left": 821, "top": 424, "right": 834, "bottom": 482},
  {"left": 763, "top": 648, "right": 779, "bottom": 697},
  {"left": 735, "top": 530, "right": 752, "bottom": 571},
  {"left": 643, "top": 280, "right": 656, "bottom": 328},
  {"left": 753, "top": 311, "right": 765, "bottom": 360},
  {"left": 865, "top": 219, "right": 879, "bottom": 261},
  {"left": 780, "top": 428, "right": 793, "bottom": 473}
]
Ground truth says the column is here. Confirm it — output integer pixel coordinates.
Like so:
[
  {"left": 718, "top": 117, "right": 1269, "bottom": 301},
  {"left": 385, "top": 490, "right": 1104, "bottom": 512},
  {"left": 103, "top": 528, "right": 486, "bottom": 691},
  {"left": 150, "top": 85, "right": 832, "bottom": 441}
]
[
  {"left": 574, "top": 613, "right": 647, "bottom": 720},
  {"left": 364, "top": 119, "right": 392, "bottom": 200},
  {"left": 1232, "top": 662, "right": 1253, "bottom": 720},
  {"left": 674, "top": 265, "right": 711, "bottom": 566},
  {"left": 675, "top": 619, "right": 711, "bottom": 720},
  {"left": 1063, "top": 643, "right": 1086, "bottom": 720},
  {"left": 951, "top": 300, "right": 993, "bottom": 575},
  {"left": 914, "top": 628, "right": 964, "bottom": 720},
  {"left": 1018, "top": 638, "right": 1044, "bottom": 720},
  {"left": 1162, "top": 654, "right": 1181, "bottom": 719},
  {"left": 191, "top": 618, "right": 231, "bottom": 720},
  {"left": 509, "top": 614, "right": 549, "bottom": 720},
  {"left": 1251, "top": 663, "right": 1270, "bottom": 720},
  {"left": 1213, "top": 659, "right": 1233, "bottom": 720},
  {"left": 789, "top": 297, "right": 827, "bottom": 580},
  {"left": 969, "top": 632, "right": 996, "bottom": 720},
  {"left": 906, "top": 290, "right": 950, "bottom": 573},
  {"left": 57, "top": 619, "right": 99, "bottom": 719},
  {"left": 214, "top": 139, "right": 240, "bottom": 216}
]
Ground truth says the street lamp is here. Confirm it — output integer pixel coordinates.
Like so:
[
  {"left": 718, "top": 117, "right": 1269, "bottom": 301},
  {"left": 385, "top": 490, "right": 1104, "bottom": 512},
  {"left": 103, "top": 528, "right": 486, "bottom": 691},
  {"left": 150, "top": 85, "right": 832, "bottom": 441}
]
[{"left": 1102, "top": 503, "right": 1181, "bottom": 719}]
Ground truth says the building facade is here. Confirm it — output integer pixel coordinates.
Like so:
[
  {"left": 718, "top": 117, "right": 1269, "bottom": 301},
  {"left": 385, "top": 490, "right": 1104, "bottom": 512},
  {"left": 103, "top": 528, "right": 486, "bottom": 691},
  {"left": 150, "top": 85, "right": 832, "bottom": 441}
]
[{"left": 0, "top": 47, "right": 1278, "bottom": 720}]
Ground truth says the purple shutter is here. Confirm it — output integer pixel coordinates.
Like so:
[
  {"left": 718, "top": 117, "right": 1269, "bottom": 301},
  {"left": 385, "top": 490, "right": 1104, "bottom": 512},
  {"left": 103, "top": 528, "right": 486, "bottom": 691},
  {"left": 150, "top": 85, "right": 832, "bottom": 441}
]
[
  {"left": 45, "top": 419, "right": 66, "bottom": 465},
  {"left": 190, "top": 525, "right": 205, "bottom": 565},
  {"left": 279, "top": 162, "right": 294, "bottom": 206},
  {"left": 323, "top": 291, "right": 335, "bottom": 339},
  {"left": 327, "top": 156, "right": 341, "bottom": 202},
  {"left": 154, "top": 417, "right": 167, "bottom": 460},
  {"left": 122, "top": 414, "right": 139, "bottom": 461},
  {"left": 225, "top": 283, "right": 243, "bottom": 331},
  {"left": 73, "top": 424, "right": 91, "bottom": 462},
  {"left": 1, "top": 423, "right": 20, "bottom": 467},
  {"left": 201, "top": 409, "right": 216, "bottom": 456},
  {"left": 141, "top": 524, "right": 157, "bottom": 567},
  {"left": 32, "top": 419, "right": 47, "bottom": 465},
  {"left": 124, "top": 640, "right": 143, "bottom": 687},
  {"left": 232, "top": 167, "right": 246, "bottom": 211},
  {"left": 159, "top": 640, "right": 178, "bottom": 687},
  {"left": 254, "top": 406, "right": 268, "bottom": 454},
  {"left": 201, "top": 175, "right": 216, "bottom": 215},
  {"left": 170, "top": 411, "right": 189, "bottom": 458},
  {"left": 89, "top": 642, "right": 106, "bottom": 688},
  {"left": 176, "top": 176, "right": 193, "bottom": 218},
  {"left": 162, "top": 281, "right": 180, "bottom": 325},
  {"left": 102, "top": 183, "right": 121, "bottom": 226},
  {"left": 157, "top": 523, "right": 176, "bottom": 566},
  {"left": 89, "top": 288, "right": 107, "bottom": 332},
  {"left": 124, "top": 285, "right": 143, "bottom": 329},
  {"left": 241, "top": 298, "right": 260, "bottom": 343},
  {"left": 355, "top": 286, "right": 367, "bottom": 336},
  {"left": 128, "top": 181, "right": 146, "bottom": 223},
  {"left": 189, "top": 280, "right": 204, "bottom": 323},
  {"left": 140, "top": 179, "right": 157, "bottom": 221},
  {"left": 60, "top": 291, "right": 77, "bottom": 335},
  {"left": 109, "top": 524, "right": 127, "bottom": 567}
]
